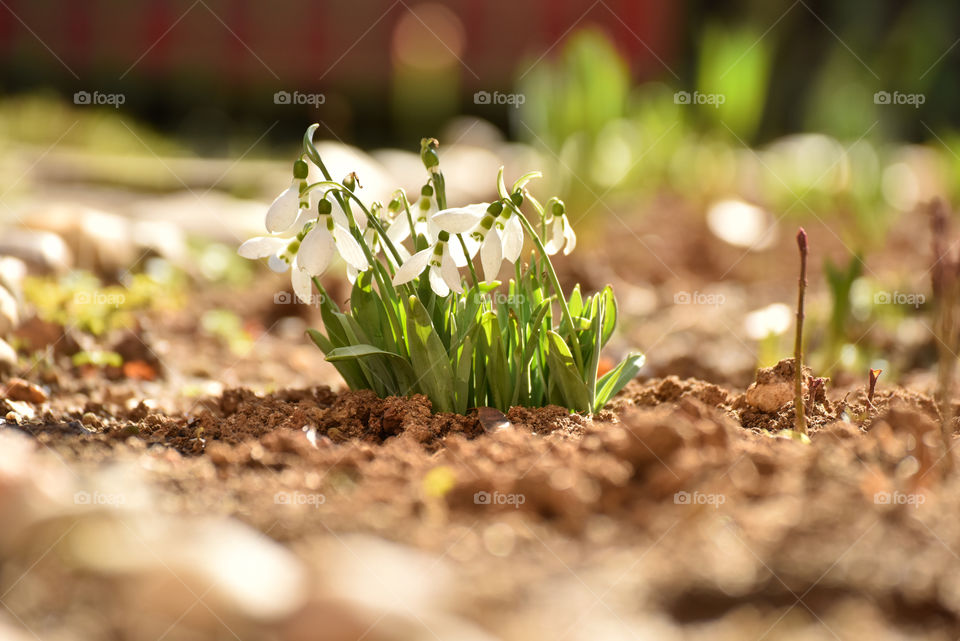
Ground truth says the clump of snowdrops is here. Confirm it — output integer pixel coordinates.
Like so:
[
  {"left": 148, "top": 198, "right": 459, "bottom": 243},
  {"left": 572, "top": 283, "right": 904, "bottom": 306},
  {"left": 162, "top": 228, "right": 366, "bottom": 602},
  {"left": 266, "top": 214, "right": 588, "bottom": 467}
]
[{"left": 239, "top": 124, "right": 644, "bottom": 413}]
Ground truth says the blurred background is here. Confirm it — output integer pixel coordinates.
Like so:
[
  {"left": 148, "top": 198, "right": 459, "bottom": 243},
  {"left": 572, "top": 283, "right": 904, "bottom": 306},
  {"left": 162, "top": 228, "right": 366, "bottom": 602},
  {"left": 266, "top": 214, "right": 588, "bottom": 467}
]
[{"left": 1, "top": 0, "right": 958, "bottom": 392}]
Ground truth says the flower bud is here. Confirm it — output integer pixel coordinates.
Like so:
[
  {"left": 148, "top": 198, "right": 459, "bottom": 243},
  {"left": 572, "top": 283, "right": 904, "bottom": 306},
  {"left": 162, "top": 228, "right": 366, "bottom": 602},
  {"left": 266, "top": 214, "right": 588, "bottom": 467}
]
[
  {"left": 343, "top": 172, "right": 358, "bottom": 192},
  {"left": 510, "top": 191, "right": 524, "bottom": 207},
  {"left": 317, "top": 198, "right": 332, "bottom": 215},
  {"left": 420, "top": 138, "right": 440, "bottom": 172},
  {"left": 293, "top": 159, "right": 309, "bottom": 180},
  {"left": 437, "top": 230, "right": 450, "bottom": 242},
  {"left": 487, "top": 202, "right": 504, "bottom": 216},
  {"left": 388, "top": 196, "right": 402, "bottom": 213},
  {"left": 421, "top": 184, "right": 434, "bottom": 197}
]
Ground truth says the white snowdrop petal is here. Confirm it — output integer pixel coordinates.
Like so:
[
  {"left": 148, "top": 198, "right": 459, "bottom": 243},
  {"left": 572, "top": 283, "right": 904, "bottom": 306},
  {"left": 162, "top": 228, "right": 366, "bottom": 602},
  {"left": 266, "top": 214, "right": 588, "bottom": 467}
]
[
  {"left": 331, "top": 201, "right": 349, "bottom": 229},
  {"left": 562, "top": 217, "right": 577, "bottom": 255},
  {"left": 333, "top": 225, "right": 369, "bottom": 271},
  {"left": 440, "top": 248, "right": 463, "bottom": 294},
  {"left": 268, "top": 253, "right": 290, "bottom": 273},
  {"left": 392, "top": 248, "right": 433, "bottom": 285},
  {"left": 480, "top": 229, "right": 503, "bottom": 282},
  {"left": 238, "top": 236, "right": 287, "bottom": 259},
  {"left": 265, "top": 185, "right": 300, "bottom": 233},
  {"left": 433, "top": 208, "right": 483, "bottom": 234},
  {"left": 298, "top": 226, "right": 335, "bottom": 276},
  {"left": 387, "top": 214, "right": 412, "bottom": 245},
  {"left": 502, "top": 215, "right": 524, "bottom": 263},
  {"left": 291, "top": 261, "right": 314, "bottom": 304},
  {"left": 429, "top": 265, "right": 451, "bottom": 297},
  {"left": 353, "top": 206, "right": 368, "bottom": 231}
]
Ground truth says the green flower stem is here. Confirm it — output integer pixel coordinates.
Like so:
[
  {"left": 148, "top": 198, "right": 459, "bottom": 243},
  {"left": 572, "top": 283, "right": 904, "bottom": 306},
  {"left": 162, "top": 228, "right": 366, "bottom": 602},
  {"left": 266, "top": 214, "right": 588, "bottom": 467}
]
[
  {"left": 526, "top": 192, "right": 548, "bottom": 243},
  {"left": 456, "top": 234, "right": 479, "bottom": 287},
  {"left": 504, "top": 199, "right": 584, "bottom": 373}
]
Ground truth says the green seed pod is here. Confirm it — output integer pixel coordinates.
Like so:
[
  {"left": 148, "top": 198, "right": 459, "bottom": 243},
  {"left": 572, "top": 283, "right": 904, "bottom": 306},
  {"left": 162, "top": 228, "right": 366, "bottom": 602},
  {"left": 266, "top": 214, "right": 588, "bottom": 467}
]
[
  {"left": 388, "top": 196, "right": 402, "bottom": 213},
  {"left": 437, "top": 230, "right": 450, "bottom": 242},
  {"left": 293, "top": 159, "right": 309, "bottom": 179},
  {"left": 317, "top": 198, "right": 332, "bottom": 215},
  {"left": 510, "top": 191, "right": 524, "bottom": 207},
  {"left": 487, "top": 201, "right": 504, "bottom": 216},
  {"left": 421, "top": 184, "right": 434, "bottom": 197}
]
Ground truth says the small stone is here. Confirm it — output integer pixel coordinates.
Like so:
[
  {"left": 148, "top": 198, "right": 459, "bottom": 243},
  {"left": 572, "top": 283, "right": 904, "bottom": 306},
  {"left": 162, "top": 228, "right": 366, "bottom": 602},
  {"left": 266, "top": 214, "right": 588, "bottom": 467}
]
[
  {"left": 0, "top": 229, "right": 73, "bottom": 273},
  {"left": 0, "top": 285, "right": 18, "bottom": 336},
  {"left": 4, "top": 411, "right": 19, "bottom": 425},
  {"left": 477, "top": 407, "right": 513, "bottom": 433},
  {"left": 81, "top": 412, "right": 99, "bottom": 428},
  {"left": 0, "top": 337, "right": 15, "bottom": 373},
  {"left": 744, "top": 358, "right": 812, "bottom": 413},
  {"left": 3, "top": 378, "right": 47, "bottom": 404}
]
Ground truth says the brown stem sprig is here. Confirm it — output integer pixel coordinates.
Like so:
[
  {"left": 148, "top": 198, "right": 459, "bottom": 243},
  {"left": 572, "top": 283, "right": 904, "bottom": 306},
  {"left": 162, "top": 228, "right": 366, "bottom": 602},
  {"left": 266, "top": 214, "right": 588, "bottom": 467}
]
[
  {"left": 806, "top": 375, "right": 825, "bottom": 415},
  {"left": 867, "top": 368, "right": 882, "bottom": 409},
  {"left": 930, "top": 199, "right": 958, "bottom": 463},
  {"left": 794, "top": 227, "right": 808, "bottom": 434}
]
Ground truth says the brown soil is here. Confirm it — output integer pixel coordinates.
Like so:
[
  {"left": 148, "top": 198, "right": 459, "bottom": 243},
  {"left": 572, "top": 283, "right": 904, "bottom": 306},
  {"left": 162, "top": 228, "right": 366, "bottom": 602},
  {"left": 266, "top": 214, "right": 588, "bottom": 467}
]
[{"left": 4, "top": 364, "right": 960, "bottom": 639}]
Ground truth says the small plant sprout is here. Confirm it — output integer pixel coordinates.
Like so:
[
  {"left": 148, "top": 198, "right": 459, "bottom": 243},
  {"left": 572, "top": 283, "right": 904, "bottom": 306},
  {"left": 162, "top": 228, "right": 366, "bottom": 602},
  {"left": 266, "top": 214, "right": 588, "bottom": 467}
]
[
  {"left": 806, "top": 375, "right": 825, "bottom": 415},
  {"left": 239, "top": 124, "right": 645, "bottom": 414},
  {"left": 794, "top": 227, "right": 808, "bottom": 435},
  {"left": 867, "top": 368, "right": 882, "bottom": 408},
  {"left": 930, "top": 199, "right": 959, "bottom": 453}
]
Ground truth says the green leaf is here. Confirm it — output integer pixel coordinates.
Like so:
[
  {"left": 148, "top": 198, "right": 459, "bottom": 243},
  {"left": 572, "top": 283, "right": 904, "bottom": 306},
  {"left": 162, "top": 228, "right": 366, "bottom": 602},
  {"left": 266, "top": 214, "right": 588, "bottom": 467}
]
[
  {"left": 544, "top": 330, "right": 590, "bottom": 412},
  {"left": 307, "top": 328, "right": 367, "bottom": 390},
  {"left": 511, "top": 170, "right": 543, "bottom": 193},
  {"left": 479, "top": 311, "right": 511, "bottom": 411},
  {"left": 404, "top": 296, "right": 456, "bottom": 412},
  {"left": 594, "top": 352, "right": 645, "bottom": 412}
]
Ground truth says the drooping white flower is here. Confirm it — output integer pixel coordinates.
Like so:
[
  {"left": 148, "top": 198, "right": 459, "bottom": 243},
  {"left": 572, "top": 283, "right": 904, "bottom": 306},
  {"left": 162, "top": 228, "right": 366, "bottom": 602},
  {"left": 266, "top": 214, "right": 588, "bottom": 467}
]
[
  {"left": 543, "top": 212, "right": 576, "bottom": 256},
  {"left": 240, "top": 198, "right": 369, "bottom": 303},
  {"left": 265, "top": 180, "right": 303, "bottom": 233},
  {"left": 434, "top": 203, "right": 506, "bottom": 282},
  {"left": 387, "top": 190, "right": 438, "bottom": 246},
  {"left": 391, "top": 230, "right": 463, "bottom": 296}
]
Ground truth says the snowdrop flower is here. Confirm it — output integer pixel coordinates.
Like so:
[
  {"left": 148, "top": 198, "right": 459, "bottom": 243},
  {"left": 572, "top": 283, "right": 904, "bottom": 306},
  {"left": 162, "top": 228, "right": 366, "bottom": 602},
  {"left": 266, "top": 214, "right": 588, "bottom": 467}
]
[
  {"left": 298, "top": 199, "right": 369, "bottom": 277},
  {"left": 265, "top": 159, "right": 313, "bottom": 233},
  {"left": 240, "top": 198, "right": 369, "bottom": 303},
  {"left": 392, "top": 230, "right": 463, "bottom": 296},
  {"left": 543, "top": 199, "right": 576, "bottom": 256},
  {"left": 387, "top": 186, "right": 438, "bottom": 246},
  {"left": 434, "top": 202, "right": 508, "bottom": 281}
]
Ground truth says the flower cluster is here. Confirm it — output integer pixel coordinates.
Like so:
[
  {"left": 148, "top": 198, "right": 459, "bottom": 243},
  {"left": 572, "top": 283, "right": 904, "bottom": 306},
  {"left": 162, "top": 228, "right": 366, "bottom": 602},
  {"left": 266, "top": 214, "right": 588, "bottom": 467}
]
[{"left": 238, "top": 125, "right": 643, "bottom": 414}]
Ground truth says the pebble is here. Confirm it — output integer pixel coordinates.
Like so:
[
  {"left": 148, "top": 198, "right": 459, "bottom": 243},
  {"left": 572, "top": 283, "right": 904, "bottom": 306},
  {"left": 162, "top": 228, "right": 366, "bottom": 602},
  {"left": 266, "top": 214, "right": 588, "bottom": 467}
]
[
  {"left": 0, "top": 229, "right": 73, "bottom": 273},
  {"left": 3, "top": 378, "right": 47, "bottom": 404},
  {"left": 0, "top": 337, "right": 15, "bottom": 373},
  {"left": 81, "top": 412, "right": 100, "bottom": 428},
  {"left": 0, "top": 285, "right": 19, "bottom": 336},
  {"left": 21, "top": 204, "right": 136, "bottom": 274}
]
